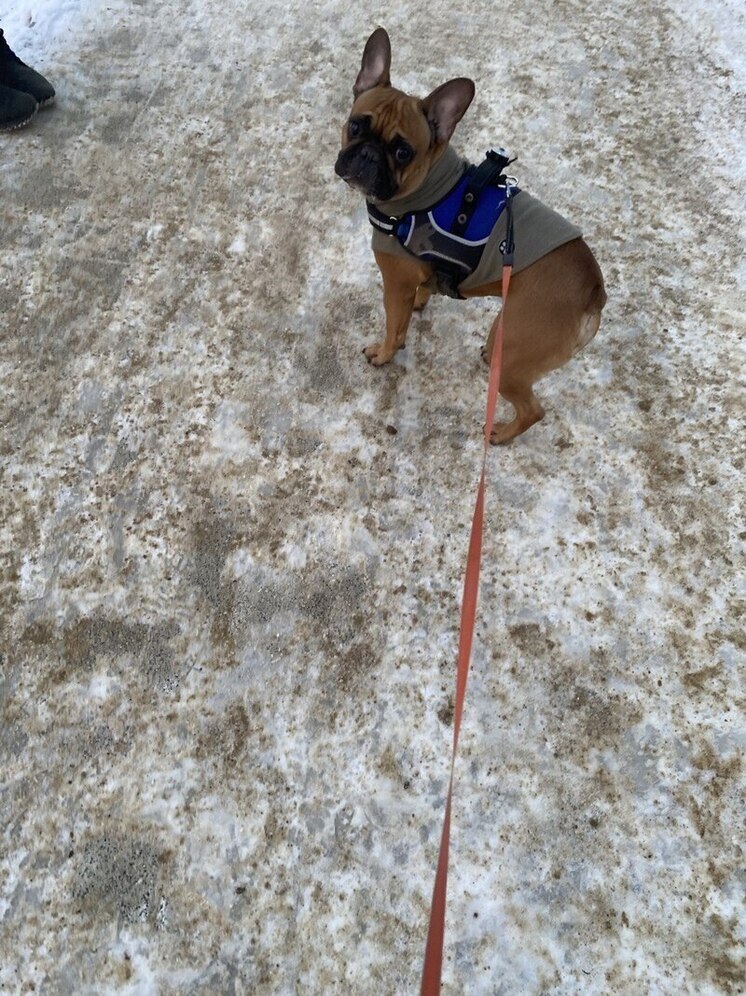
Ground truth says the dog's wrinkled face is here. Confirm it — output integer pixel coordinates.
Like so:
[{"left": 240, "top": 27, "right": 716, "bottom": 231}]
[
  {"left": 334, "top": 28, "right": 475, "bottom": 203},
  {"left": 335, "top": 87, "right": 435, "bottom": 201}
]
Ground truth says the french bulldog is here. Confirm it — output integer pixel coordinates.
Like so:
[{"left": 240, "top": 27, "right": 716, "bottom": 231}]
[{"left": 335, "top": 28, "right": 606, "bottom": 443}]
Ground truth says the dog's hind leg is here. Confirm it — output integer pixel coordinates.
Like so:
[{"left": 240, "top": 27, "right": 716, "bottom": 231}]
[
  {"left": 480, "top": 309, "right": 546, "bottom": 443},
  {"left": 414, "top": 285, "right": 432, "bottom": 312},
  {"left": 480, "top": 247, "right": 605, "bottom": 442},
  {"left": 481, "top": 311, "right": 500, "bottom": 366},
  {"left": 575, "top": 297, "right": 604, "bottom": 355},
  {"left": 489, "top": 377, "right": 546, "bottom": 444}
]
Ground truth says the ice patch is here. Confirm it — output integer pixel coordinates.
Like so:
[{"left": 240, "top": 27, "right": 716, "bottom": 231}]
[
  {"left": 228, "top": 232, "right": 247, "bottom": 255},
  {"left": 0, "top": 0, "right": 127, "bottom": 59},
  {"left": 87, "top": 672, "right": 114, "bottom": 700}
]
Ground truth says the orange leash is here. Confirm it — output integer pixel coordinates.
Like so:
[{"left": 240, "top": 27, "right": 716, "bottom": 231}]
[{"left": 420, "top": 263, "right": 512, "bottom": 995}]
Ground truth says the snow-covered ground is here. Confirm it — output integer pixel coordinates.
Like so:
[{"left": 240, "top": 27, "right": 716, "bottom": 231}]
[
  {"left": 1, "top": 0, "right": 125, "bottom": 58},
  {"left": 1, "top": 0, "right": 744, "bottom": 993}
]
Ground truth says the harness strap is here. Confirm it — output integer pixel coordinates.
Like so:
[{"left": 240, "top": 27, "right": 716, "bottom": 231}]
[
  {"left": 451, "top": 148, "right": 514, "bottom": 239},
  {"left": 367, "top": 202, "right": 398, "bottom": 234}
]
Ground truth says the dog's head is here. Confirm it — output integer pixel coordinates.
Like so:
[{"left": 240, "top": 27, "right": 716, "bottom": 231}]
[{"left": 334, "top": 28, "right": 475, "bottom": 202}]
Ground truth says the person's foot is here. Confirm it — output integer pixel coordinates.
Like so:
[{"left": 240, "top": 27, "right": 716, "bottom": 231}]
[
  {"left": 0, "top": 30, "right": 55, "bottom": 107},
  {"left": 0, "top": 83, "right": 38, "bottom": 131}
]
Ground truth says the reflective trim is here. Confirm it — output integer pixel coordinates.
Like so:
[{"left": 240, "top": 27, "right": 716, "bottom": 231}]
[{"left": 428, "top": 210, "right": 491, "bottom": 247}]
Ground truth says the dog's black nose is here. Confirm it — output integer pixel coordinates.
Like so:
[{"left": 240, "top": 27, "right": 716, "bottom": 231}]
[{"left": 358, "top": 142, "right": 383, "bottom": 164}]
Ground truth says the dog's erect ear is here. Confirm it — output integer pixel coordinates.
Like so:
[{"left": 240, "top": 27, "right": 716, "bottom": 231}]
[
  {"left": 422, "top": 78, "right": 475, "bottom": 144},
  {"left": 353, "top": 28, "right": 392, "bottom": 98}
]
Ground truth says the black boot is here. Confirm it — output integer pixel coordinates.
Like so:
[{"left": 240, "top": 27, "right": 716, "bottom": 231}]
[
  {"left": 0, "top": 82, "right": 38, "bottom": 131},
  {"left": 0, "top": 30, "right": 55, "bottom": 107}
]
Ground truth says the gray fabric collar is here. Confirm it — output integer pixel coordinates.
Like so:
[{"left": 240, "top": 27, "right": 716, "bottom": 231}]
[{"left": 370, "top": 145, "right": 469, "bottom": 217}]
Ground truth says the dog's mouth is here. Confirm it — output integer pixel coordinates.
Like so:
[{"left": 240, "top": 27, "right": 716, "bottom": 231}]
[
  {"left": 335, "top": 168, "right": 398, "bottom": 202},
  {"left": 334, "top": 146, "right": 397, "bottom": 201},
  {"left": 333, "top": 163, "right": 365, "bottom": 189}
]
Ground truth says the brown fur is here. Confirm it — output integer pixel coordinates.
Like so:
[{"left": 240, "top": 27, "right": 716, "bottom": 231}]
[
  {"left": 338, "top": 30, "right": 606, "bottom": 443},
  {"left": 346, "top": 87, "right": 440, "bottom": 199}
]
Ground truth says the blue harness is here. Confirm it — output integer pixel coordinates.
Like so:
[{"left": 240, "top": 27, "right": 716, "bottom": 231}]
[{"left": 367, "top": 149, "right": 518, "bottom": 298}]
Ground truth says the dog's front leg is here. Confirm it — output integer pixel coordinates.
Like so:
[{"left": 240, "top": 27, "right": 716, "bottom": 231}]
[{"left": 364, "top": 251, "right": 429, "bottom": 366}]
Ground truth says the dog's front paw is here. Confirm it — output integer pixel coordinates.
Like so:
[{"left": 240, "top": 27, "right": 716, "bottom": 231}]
[{"left": 363, "top": 342, "right": 396, "bottom": 366}]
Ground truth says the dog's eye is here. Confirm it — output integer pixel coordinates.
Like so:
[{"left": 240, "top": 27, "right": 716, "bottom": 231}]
[
  {"left": 348, "top": 119, "right": 362, "bottom": 139},
  {"left": 395, "top": 144, "right": 414, "bottom": 165}
]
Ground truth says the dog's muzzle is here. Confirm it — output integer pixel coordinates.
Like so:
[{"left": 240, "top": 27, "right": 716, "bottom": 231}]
[{"left": 335, "top": 142, "right": 396, "bottom": 200}]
